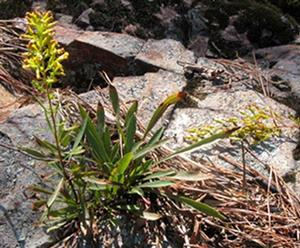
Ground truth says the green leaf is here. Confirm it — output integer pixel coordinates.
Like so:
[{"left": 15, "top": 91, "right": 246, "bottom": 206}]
[
  {"left": 83, "top": 177, "right": 115, "bottom": 187},
  {"left": 148, "top": 127, "right": 165, "bottom": 145},
  {"left": 20, "top": 147, "right": 49, "bottom": 160},
  {"left": 68, "top": 146, "right": 85, "bottom": 156},
  {"left": 143, "top": 170, "right": 176, "bottom": 181},
  {"left": 111, "top": 143, "right": 120, "bottom": 163},
  {"left": 47, "top": 177, "right": 64, "bottom": 209},
  {"left": 134, "top": 138, "right": 169, "bottom": 160},
  {"left": 125, "top": 101, "right": 138, "bottom": 124},
  {"left": 167, "top": 171, "right": 212, "bottom": 181},
  {"left": 110, "top": 152, "right": 133, "bottom": 183},
  {"left": 161, "top": 129, "right": 239, "bottom": 163},
  {"left": 103, "top": 126, "right": 112, "bottom": 156},
  {"left": 143, "top": 92, "right": 186, "bottom": 138},
  {"left": 96, "top": 101, "right": 105, "bottom": 136},
  {"left": 88, "top": 185, "right": 108, "bottom": 191},
  {"left": 71, "top": 116, "right": 88, "bottom": 152},
  {"left": 79, "top": 106, "right": 111, "bottom": 163},
  {"left": 141, "top": 211, "right": 161, "bottom": 221},
  {"left": 31, "top": 185, "right": 53, "bottom": 195},
  {"left": 109, "top": 84, "right": 120, "bottom": 115},
  {"left": 139, "top": 180, "right": 174, "bottom": 188},
  {"left": 46, "top": 220, "right": 67, "bottom": 232},
  {"left": 129, "top": 187, "right": 144, "bottom": 197},
  {"left": 32, "top": 200, "right": 47, "bottom": 210},
  {"left": 129, "top": 159, "right": 153, "bottom": 179},
  {"left": 177, "top": 196, "right": 225, "bottom": 220},
  {"left": 34, "top": 136, "right": 57, "bottom": 153},
  {"left": 124, "top": 114, "right": 136, "bottom": 153}
]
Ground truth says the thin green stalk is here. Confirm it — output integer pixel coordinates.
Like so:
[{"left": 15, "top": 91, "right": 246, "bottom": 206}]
[{"left": 46, "top": 87, "right": 78, "bottom": 203}]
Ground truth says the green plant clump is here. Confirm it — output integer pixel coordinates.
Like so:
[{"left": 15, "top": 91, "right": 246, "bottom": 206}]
[{"left": 22, "top": 10, "right": 235, "bottom": 242}]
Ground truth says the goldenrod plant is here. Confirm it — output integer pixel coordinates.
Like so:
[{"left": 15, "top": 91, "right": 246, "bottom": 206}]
[
  {"left": 22, "top": 11, "right": 68, "bottom": 91},
  {"left": 186, "top": 105, "right": 281, "bottom": 145},
  {"left": 22, "top": 10, "right": 237, "bottom": 244},
  {"left": 186, "top": 105, "right": 282, "bottom": 191}
]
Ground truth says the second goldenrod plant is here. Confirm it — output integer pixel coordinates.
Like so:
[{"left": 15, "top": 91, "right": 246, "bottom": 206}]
[{"left": 186, "top": 105, "right": 281, "bottom": 145}]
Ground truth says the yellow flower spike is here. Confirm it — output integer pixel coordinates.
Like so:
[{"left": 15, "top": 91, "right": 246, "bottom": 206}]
[{"left": 22, "top": 10, "right": 68, "bottom": 92}]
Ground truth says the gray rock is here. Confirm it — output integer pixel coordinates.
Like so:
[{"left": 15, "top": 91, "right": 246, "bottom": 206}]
[
  {"left": 55, "top": 25, "right": 145, "bottom": 75},
  {"left": 135, "top": 39, "right": 196, "bottom": 74},
  {"left": 0, "top": 104, "right": 53, "bottom": 248},
  {"left": 55, "top": 25, "right": 82, "bottom": 46}
]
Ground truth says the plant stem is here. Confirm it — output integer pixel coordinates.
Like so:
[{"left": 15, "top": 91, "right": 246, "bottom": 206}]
[
  {"left": 46, "top": 87, "right": 78, "bottom": 203},
  {"left": 241, "top": 141, "right": 246, "bottom": 193}
]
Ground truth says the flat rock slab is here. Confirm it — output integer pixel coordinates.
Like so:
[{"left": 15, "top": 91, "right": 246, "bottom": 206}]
[
  {"left": 165, "top": 89, "right": 299, "bottom": 189},
  {"left": 135, "top": 39, "right": 196, "bottom": 74},
  {"left": 55, "top": 25, "right": 145, "bottom": 75}
]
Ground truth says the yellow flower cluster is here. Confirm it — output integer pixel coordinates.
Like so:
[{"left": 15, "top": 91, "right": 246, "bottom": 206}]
[
  {"left": 22, "top": 11, "right": 69, "bottom": 92},
  {"left": 186, "top": 105, "right": 281, "bottom": 145}
]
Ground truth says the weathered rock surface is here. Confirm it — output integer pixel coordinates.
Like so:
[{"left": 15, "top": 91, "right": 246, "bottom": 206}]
[
  {"left": 55, "top": 25, "right": 145, "bottom": 76},
  {"left": 56, "top": 24, "right": 196, "bottom": 77},
  {"left": 0, "top": 104, "right": 53, "bottom": 248},
  {"left": 135, "top": 39, "right": 195, "bottom": 74}
]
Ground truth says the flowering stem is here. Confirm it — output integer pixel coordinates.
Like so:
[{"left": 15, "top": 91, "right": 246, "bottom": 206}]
[{"left": 46, "top": 86, "right": 78, "bottom": 203}]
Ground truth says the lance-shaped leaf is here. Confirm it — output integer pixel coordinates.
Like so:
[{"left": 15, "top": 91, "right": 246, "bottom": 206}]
[
  {"left": 143, "top": 92, "right": 186, "bottom": 138},
  {"left": 79, "top": 106, "right": 110, "bottom": 163},
  {"left": 34, "top": 136, "right": 57, "bottom": 153},
  {"left": 110, "top": 152, "right": 133, "bottom": 183},
  {"left": 166, "top": 171, "right": 213, "bottom": 181},
  {"left": 47, "top": 177, "right": 64, "bottom": 209},
  {"left": 124, "top": 114, "right": 136, "bottom": 153},
  {"left": 71, "top": 116, "right": 88, "bottom": 153},
  {"left": 133, "top": 138, "right": 169, "bottom": 160},
  {"left": 83, "top": 177, "right": 116, "bottom": 190},
  {"left": 125, "top": 101, "right": 138, "bottom": 124},
  {"left": 96, "top": 101, "right": 105, "bottom": 136},
  {"left": 143, "top": 170, "right": 176, "bottom": 181},
  {"left": 160, "top": 128, "right": 239, "bottom": 163},
  {"left": 20, "top": 147, "right": 50, "bottom": 160},
  {"left": 139, "top": 180, "right": 174, "bottom": 188},
  {"left": 109, "top": 84, "right": 120, "bottom": 116},
  {"left": 176, "top": 196, "right": 226, "bottom": 220}
]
